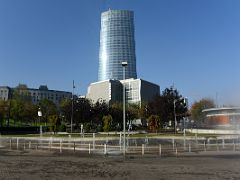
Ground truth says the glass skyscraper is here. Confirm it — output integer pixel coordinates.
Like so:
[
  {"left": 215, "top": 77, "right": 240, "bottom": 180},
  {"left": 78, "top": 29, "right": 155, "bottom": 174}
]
[{"left": 98, "top": 10, "right": 137, "bottom": 81}]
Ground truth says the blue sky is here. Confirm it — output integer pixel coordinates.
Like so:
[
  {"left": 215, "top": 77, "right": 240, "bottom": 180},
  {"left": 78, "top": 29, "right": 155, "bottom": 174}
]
[{"left": 1, "top": 0, "right": 240, "bottom": 106}]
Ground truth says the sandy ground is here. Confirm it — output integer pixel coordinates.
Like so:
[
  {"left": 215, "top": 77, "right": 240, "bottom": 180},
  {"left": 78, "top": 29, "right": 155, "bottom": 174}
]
[{"left": 0, "top": 149, "right": 240, "bottom": 180}]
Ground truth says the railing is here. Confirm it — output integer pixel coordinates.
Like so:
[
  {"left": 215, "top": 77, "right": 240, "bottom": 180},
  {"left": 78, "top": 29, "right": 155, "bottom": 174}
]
[{"left": 1, "top": 136, "right": 240, "bottom": 157}]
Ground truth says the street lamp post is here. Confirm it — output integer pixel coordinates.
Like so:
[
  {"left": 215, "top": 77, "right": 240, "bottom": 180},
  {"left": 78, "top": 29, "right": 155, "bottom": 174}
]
[
  {"left": 122, "top": 61, "right": 128, "bottom": 155},
  {"left": 37, "top": 108, "right": 42, "bottom": 138},
  {"left": 71, "top": 80, "right": 75, "bottom": 134},
  {"left": 174, "top": 100, "right": 177, "bottom": 134},
  {"left": 174, "top": 97, "right": 188, "bottom": 135}
]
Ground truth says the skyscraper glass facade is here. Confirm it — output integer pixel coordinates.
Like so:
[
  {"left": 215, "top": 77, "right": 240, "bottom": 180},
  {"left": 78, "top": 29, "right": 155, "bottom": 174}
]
[{"left": 98, "top": 10, "right": 137, "bottom": 81}]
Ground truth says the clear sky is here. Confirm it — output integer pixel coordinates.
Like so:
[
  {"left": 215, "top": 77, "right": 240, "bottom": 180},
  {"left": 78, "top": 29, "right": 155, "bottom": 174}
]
[{"left": 1, "top": 0, "right": 240, "bottom": 106}]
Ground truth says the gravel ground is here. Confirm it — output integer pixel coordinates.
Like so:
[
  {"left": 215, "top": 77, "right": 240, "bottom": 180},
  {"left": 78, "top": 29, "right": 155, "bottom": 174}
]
[{"left": 0, "top": 149, "right": 240, "bottom": 180}]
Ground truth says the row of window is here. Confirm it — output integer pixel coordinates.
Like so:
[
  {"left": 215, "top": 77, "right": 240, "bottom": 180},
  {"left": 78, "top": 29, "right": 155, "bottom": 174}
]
[
  {"left": 103, "top": 43, "right": 134, "bottom": 47},
  {"left": 102, "top": 50, "right": 135, "bottom": 54},
  {"left": 32, "top": 96, "right": 64, "bottom": 102},
  {"left": 0, "top": 90, "right": 8, "bottom": 95},
  {"left": 102, "top": 14, "right": 133, "bottom": 19},
  {"left": 29, "top": 92, "right": 69, "bottom": 99}
]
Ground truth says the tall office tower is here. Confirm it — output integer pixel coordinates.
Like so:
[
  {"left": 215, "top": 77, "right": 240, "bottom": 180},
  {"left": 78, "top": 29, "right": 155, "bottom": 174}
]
[{"left": 98, "top": 10, "right": 137, "bottom": 81}]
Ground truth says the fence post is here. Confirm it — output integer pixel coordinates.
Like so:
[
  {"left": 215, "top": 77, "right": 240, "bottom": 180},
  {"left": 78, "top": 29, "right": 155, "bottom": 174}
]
[
  {"left": 159, "top": 144, "right": 162, "bottom": 157},
  {"left": 17, "top": 138, "right": 19, "bottom": 150},
  {"left": 188, "top": 143, "right": 191, "bottom": 153},
  {"left": 16, "top": 138, "right": 19, "bottom": 150},
  {"left": 142, "top": 144, "right": 144, "bottom": 156},
  {"left": 104, "top": 144, "right": 107, "bottom": 155},
  {"left": 175, "top": 147, "right": 178, "bottom": 157},
  {"left": 23, "top": 140, "right": 26, "bottom": 150},
  {"left": 29, "top": 141, "right": 31, "bottom": 149},
  {"left": 119, "top": 132, "right": 122, "bottom": 151},
  {"left": 60, "top": 139, "right": 62, "bottom": 153},
  {"left": 222, "top": 139, "right": 225, "bottom": 149},
  {"left": 89, "top": 143, "right": 91, "bottom": 154},
  {"left": 172, "top": 139, "right": 175, "bottom": 151},
  {"left": 9, "top": 139, "right": 12, "bottom": 150},
  {"left": 36, "top": 142, "right": 38, "bottom": 150},
  {"left": 233, "top": 143, "right": 236, "bottom": 151},
  {"left": 204, "top": 141, "right": 206, "bottom": 152},
  {"left": 73, "top": 141, "right": 76, "bottom": 153},
  {"left": 195, "top": 133, "right": 198, "bottom": 147},
  {"left": 93, "top": 133, "right": 95, "bottom": 151}
]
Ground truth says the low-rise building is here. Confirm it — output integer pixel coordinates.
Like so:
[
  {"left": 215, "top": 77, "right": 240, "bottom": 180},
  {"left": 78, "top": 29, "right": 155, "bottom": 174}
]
[
  {"left": 0, "top": 85, "right": 71, "bottom": 106},
  {"left": 86, "top": 78, "right": 160, "bottom": 105},
  {"left": 203, "top": 107, "right": 240, "bottom": 128}
]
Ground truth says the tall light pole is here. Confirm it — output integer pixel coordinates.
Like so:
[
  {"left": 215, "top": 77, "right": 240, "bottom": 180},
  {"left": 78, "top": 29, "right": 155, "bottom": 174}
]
[
  {"left": 71, "top": 80, "right": 75, "bottom": 133},
  {"left": 38, "top": 108, "right": 42, "bottom": 138},
  {"left": 122, "top": 61, "right": 127, "bottom": 155},
  {"left": 174, "top": 99, "right": 177, "bottom": 134},
  {"left": 174, "top": 97, "right": 188, "bottom": 134}
]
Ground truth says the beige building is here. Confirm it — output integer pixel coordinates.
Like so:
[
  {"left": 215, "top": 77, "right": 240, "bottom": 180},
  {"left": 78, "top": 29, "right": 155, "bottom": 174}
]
[{"left": 86, "top": 78, "right": 160, "bottom": 105}]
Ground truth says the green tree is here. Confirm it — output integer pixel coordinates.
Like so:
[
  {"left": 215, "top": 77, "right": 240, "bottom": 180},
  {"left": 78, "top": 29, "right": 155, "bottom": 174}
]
[
  {"left": 9, "top": 84, "right": 37, "bottom": 126},
  {"left": 13, "top": 84, "right": 32, "bottom": 102},
  {"left": 91, "top": 100, "right": 109, "bottom": 130},
  {"left": 10, "top": 99, "right": 25, "bottom": 125},
  {"left": 60, "top": 97, "right": 92, "bottom": 131},
  {"left": 74, "top": 98, "right": 92, "bottom": 126},
  {"left": 148, "top": 86, "right": 188, "bottom": 127},
  {"left": 48, "top": 115, "right": 61, "bottom": 133},
  {"left": 60, "top": 98, "right": 71, "bottom": 123},
  {"left": 147, "top": 115, "right": 161, "bottom": 133},
  {"left": 190, "top": 98, "right": 215, "bottom": 125},
  {"left": 109, "top": 102, "right": 123, "bottom": 130},
  {"left": 39, "top": 98, "right": 57, "bottom": 124},
  {"left": 22, "top": 101, "right": 38, "bottom": 124},
  {"left": 0, "top": 100, "right": 9, "bottom": 126},
  {"left": 102, "top": 115, "right": 113, "bottom": 132},
  {"left": 126, "top": 103, "right": 139, "bottom": 121}
]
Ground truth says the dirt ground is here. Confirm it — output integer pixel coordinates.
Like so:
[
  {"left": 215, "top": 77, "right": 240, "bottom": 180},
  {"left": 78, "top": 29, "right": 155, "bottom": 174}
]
[{"left": 0, "top": 149, "right": 240, "bottom": 180}]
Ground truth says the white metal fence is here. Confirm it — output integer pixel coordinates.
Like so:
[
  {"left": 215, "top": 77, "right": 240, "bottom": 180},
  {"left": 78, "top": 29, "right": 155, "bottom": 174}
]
[{"left": 1, "top": 136, "right": 240, "bottom": 157}]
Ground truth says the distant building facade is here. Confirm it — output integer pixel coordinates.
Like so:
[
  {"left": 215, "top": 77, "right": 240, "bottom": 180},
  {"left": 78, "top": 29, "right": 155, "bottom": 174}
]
[
  {"left": 121, "top": 79, "right": 160, "bottom": 104},
  {"left": 98, "top": 10, "right": 137, "bottom": 81},
  {"left": 86, "top": 80, "right": 122, "bottom": 104},
  {"left": 87, "top": 78, "right": 159, "bottom": 105},
  {"left": 0, "top": 85, "right": 71, "bottom": 106},
  {"left": 0, "top": 86, "right": 12, "bottom": 101}
]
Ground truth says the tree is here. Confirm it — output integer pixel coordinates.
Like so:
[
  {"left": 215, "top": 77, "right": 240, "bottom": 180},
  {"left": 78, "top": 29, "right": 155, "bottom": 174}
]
[
  {"left": 10, "top": 99, "right": 25, "bottom": 124},
  {"left": 13, "top": 84, "right": 32, "bottom": 102},
  {"left": 48, "top": 115, "right": 61, "bottom": 133},
  {"left": 38, "top": 98, "right": 57, "bottom": 125},
  {"left": 91, "top": 100, "right": 109, "bottom": 131},
  {"left": 102, "top": 115, "right": 113, "bottom": 132},
  {"left": 60, "top": 98, "right": 71, "bottom": 123},
  {"left": 74, "top": 97, "right": 92, "bottom": 126},
  {"left": 126, "top": 103, "right": 139, "bottom": 122},
  {"left": 8, "top": 84, "right": 38, "bottom": 126},
  {"left": 0, "top": 100, "right": 9, "bottom": 125},
  {"left": 148, "top": 86, "right": 188, "bottom": 127},
  {"left": 60, "top": 97, "right": 92, "bottom": 130},
  {"left": 147, "top": 115, "right": 161, "bottom": 132},
  {"left": 0, "top": 100, "right": 8, "bottom": 127},
  {"left": 190, "top": 98, "right": 215, "bottom": 125},
  {"left": 109, "top": 102, "right": 123, "bottom": 130},
  {"left": 22, "top": 101, "right": 38, "bottom": 124}
]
